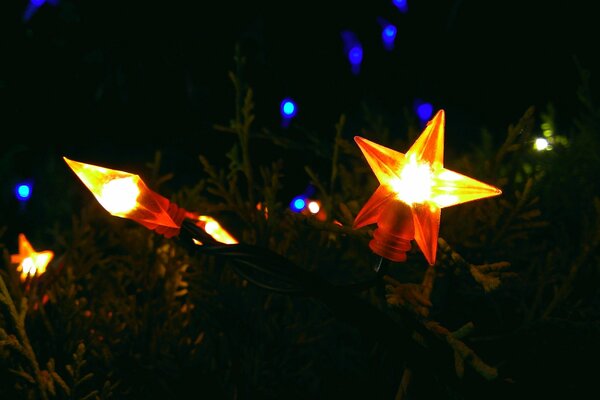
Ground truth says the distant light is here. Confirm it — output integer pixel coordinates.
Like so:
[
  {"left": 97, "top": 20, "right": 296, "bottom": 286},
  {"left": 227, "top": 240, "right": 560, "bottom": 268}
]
[
  {"left": 383, "top": 25, "right": 397, "bottom": 39},
  {"left": 534, "top": 137, "right": 550, "bottom": 151},
  {"left": 348, "top": 46, "right": 363, "bottom": 65},
  {"left": 341, "top": 30, "right": 363, "bottom": 75},
  {"left": 15, "top": 183, "right": 32, "bottom": 201},
  {"left": 382, "top": 24, "right": 397, "bottom": 46},
  {"left": 31, "top": 0, "right": 46, "bottom": 5},
  {"left": 307, "top": 201, "right": 320, "bottom": 214},
  {"left": 416, "top": 102, "right": 434, "bottom": 121},
  {"left": 290, "top": 196, "right": 306, "bottom": 212},
  {"left": 280, "top": 98, "right": 297, "bottom": 118},
  {"left": 392, "top": 0, "right": 408, "bottom": 13}
]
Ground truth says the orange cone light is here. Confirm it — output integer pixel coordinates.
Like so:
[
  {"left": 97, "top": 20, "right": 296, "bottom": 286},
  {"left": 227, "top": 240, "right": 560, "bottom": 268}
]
[
  {"left": 64, "top": 157, "right": 238, "bottom": 243},
  {"left": 64, "top": 157, "right": 179, "bottom": 229},
  {"left": 353, "top": 110, "right": 501, "bottom": 265}
]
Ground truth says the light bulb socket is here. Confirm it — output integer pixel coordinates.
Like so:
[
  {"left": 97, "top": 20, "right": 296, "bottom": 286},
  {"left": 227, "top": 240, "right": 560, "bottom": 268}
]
[{"left": 369, "top": 200, "right": 415, "bottom": 262}]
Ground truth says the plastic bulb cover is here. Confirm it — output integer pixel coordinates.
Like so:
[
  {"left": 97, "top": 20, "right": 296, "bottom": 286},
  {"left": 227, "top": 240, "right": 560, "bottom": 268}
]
[{"left": 64, "top": 157, "right": 179, "bottom": 228}]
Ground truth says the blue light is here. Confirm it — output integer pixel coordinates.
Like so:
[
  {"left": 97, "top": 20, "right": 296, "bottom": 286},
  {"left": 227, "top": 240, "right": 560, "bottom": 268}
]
[
  {"left": 280, "top": 98, "right": 297, "bottom": 118},
  {"left": 416, "top": 102, "right": 434, "bottom": 122},
  {"left": 382, "top": 24, "right": 397, "bottom": 50},
  {"left": 348, "top": 46, "right": 363, "bottom": 65},
  {"left": 15, "top": 183, "right": 32, "bottom": 201},
  {"left": 383, "top": 25, "right": 397, "bottom": 40},
  {"left": 341, "top": 30, "right": 363, "bottom": 75},
  {"left": 290, "top": 196, "right": 306, "bottom": 212},
  {"left": 393, "top": 0, "right": 408, "bottom": 13},
  {"left": 30, "top": 0, "right": 46, "bottom": 6}
]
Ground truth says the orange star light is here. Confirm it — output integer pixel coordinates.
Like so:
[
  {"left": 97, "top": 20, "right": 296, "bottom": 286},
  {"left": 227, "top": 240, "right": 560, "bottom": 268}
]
[
  {"left": 353, "top": 110, "right": 502, "bottom": 265},
  {"left": 10, "top": 233, "right": 54, "bottom": 281}
]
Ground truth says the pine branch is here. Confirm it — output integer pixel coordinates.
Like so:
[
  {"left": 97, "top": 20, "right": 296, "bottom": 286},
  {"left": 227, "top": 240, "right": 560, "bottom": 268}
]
[{"left": 0, "top": 275, "right": 49, "bottom": 400}]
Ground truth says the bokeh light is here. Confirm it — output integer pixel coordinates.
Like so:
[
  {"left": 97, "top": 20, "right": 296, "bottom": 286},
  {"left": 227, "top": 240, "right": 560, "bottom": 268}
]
[
  {"left": 290, "top": 196, "right": 306, "bottom": 212},
  {"left": 341, "top": 30, "right": 363, "bottom": 75},
  {"left": 15, "top": 183, "right": 32, "bottom": 201},
  {"left": 534, "top": 137, "right": 551, "bottom": 151},
  {"left": 280, "top": 98, "right": 297, "bottom": 119},
  {"left": 381, "top": 23, "right": 397, "bottom": 50},
  {"left": 392, "top": 0, "right": 408, "bottom": 13},
  {"left": 415, "top": 101, "right": 434, "bottom": 122}
]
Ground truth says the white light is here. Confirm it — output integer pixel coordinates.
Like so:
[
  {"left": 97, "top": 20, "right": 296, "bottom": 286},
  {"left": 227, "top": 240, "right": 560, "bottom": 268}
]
[
  {"left": 307, "top": 201, "right": 320, "bottom": 214},
  {"left": 534, "top": 137, "right": 549, "bottom": 151},
  {"left": 389, "top": 155, "right": 433, "bottom": 205},
  {"left": 99, "top": 177, "right": 140, "bottom": 214}
]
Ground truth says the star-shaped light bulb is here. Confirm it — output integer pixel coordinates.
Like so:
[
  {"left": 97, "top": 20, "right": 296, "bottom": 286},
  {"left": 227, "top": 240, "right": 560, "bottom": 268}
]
[
  {"left": 10, "top": 233, "right": 54, "bottom": 281},
  {"left": 353, "top": 110, "right": 502, "bottom": 265},
  {"left": 64, "top": 157, "right": 180, "bottom": 231}
]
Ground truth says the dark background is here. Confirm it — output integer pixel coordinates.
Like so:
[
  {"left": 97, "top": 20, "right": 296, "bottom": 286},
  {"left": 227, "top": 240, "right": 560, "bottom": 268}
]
[{"left": 2, "top": 0, "right": 599, "bottom": 194}]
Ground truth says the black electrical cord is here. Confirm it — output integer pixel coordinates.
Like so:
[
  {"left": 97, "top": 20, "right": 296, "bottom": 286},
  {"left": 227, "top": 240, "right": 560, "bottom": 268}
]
[
  {"left": 177, "top": 218, "right": 465, "bottom": 393},
  {"left": 179, "top": 218, "right": 380, "bottom": 295}
]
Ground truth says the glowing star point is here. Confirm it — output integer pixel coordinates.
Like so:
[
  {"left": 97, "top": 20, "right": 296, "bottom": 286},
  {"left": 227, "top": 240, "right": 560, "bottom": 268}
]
[
  {"left": 63, "top": 156, "right": 179, "bottom": 229},
  {"left": 10, "top": 233, "right": 54, "bottom": 282},
  {"left": 353, "top": 109, "right": 502, "bottom": 265}
]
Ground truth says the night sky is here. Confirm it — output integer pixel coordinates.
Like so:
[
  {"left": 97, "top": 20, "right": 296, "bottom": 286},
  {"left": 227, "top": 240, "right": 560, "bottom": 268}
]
[{"left": 2, "top": 0, "right": 599, "bottom": 185}]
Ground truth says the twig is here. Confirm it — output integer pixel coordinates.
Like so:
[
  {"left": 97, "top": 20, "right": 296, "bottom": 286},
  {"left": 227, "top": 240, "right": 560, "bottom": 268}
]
[{"left": 0, "top": 275, "right": 49, "bottom": 399}]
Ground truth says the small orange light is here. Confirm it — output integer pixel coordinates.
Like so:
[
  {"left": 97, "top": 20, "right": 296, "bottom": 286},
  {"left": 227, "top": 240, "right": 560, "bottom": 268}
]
[
  {"left": 10, "top": 233, "right": 54, "bottom": 281},
  {"left": 354, "top": 110, "right": 501, "bottom": 265},
  {"left": 195, "top": 215, "right": 238, "bottom": 244}
]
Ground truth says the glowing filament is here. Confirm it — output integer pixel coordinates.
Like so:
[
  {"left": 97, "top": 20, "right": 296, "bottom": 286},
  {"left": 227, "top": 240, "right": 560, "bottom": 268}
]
[
  {"left": 389, "top": 155, "right": 433, "bottom": 205},
  {"left": 18, "top": 252, "right": 52, "bottom": 281},
  {"left": 197, "top": 216, "right": 238, "bottom": 244},
  {"left": 11, "top": 233, "right": 54, "bottom": 282},
  {"left": 98, "top": 177, "right": 140, "bottom": 214}
]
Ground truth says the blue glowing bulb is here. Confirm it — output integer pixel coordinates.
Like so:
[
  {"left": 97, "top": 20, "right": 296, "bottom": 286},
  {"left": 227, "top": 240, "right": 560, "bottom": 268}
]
[
  {"left": 382, "top": 24, "right": 397, "bottom": 50},
  {"left": 393, "top": 0, "right": 408, "bottom": 13},
  {"left": 281, "top": 98, "right": 297, "bottom": 118},
  {"left": 15, "top": 183, "right": 32, "bottom": 201},
  {"left": 30, "top": 0, "right": 46, "bottom": 6},
  {"left": 348, "top": 46, "right": 363, "bottom": 65},
  {"left": 290, "top": 196, "right": 306, "bottom": 212},
  {"left": 416, "top": 102, "right": 434, "bottom": 121},
  {"left": 383, "top": 25, "right": 397, "bottom": 40}
]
